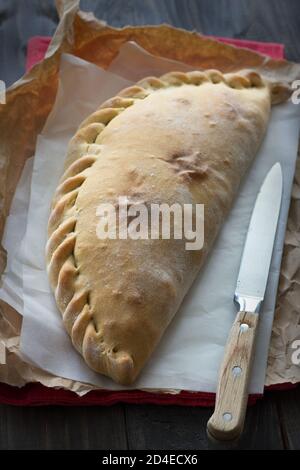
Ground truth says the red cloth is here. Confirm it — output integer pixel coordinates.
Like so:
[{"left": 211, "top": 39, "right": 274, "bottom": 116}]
[
  {"left": 0, "top": 382, "right": 264, "bottom": 407},
  {"left": 209, "top": 36, "right": 284, "bottom": 60},
  {"left": 26, "top": 36, "right": 53, "bottom": 71},
  {"left": 0, "top": 35, "right": 291, "bottom": 406}
]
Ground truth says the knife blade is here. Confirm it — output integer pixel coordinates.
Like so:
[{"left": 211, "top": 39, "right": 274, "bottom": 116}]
[
  {"left": 235, "top": 162, "right": 283, "bottom": 313},
  {"left": 207, "top": 163, "right": 283, "bottom": 442}
]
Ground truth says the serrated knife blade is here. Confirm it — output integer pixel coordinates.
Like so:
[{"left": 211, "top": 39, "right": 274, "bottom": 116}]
[{"left": 207, "top": 163, "right": 283, "bottom": 442}]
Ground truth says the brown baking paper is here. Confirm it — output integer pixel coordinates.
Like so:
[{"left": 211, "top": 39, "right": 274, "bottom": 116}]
[{"left": 0, "top": 0, "right": 300, "bottom": 394}]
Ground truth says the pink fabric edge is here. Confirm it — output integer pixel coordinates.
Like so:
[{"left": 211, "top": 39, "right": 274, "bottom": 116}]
[{"left": 209, "top": 36, "right": 284, "bottom": 60}]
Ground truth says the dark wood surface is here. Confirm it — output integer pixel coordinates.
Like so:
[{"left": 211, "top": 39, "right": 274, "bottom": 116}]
[{"left": 0, "top": 0, "right": 300, "bottom": 450}]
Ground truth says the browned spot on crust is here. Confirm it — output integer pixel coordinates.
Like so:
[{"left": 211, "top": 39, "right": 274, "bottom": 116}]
[
  {"left": 167, "top": 150, "right": 210, "bottom": 181},
  {"left": 127, "top": 166, "right": 146, "bottom": 187},
  {"left": 112, "top": 289, "right": 122, "bottom": 297},
  {"left": 176, "top": 98, "right": 191, "bottom": 105},
  {"left": 126, "top": 288, "right": 143, "bottom": 305}
]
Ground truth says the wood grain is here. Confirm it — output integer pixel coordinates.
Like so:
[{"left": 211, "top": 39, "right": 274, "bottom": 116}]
[
  {"left": 125, "top": 397, "right": 284, "bottom": 450},
  {"left": 277, "top": 388, "right": 300, "bottom": 450},
  {"left": 207, "top": 311, "right": 259, "bottom": 441},
  {"left": 0, "top": 0, "right": 299, "bottom": 451},
  {"left": 0, "top": 404, "right": 127, "bottom": 449},
  {"left": 0, "top": 0, "right": 58, "bottom": 86}
]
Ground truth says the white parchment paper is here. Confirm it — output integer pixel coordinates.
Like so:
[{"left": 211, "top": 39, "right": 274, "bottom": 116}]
[{"left": 1, "top": 44, "right": 300, "bottom": 392}]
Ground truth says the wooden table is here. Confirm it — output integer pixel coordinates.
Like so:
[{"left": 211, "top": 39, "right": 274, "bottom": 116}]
[{"left": 0, "top": 0, "right": 300, "bottom": 450}]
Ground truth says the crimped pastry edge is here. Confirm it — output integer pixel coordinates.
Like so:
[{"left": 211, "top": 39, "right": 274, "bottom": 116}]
[{"left": 46, "top": 69, "right": 289, "bottom": 385}]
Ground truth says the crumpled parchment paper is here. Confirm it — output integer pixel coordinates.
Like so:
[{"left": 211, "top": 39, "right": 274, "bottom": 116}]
[{"left": 0, "top": 0, "right": 300, "bottom": 394}]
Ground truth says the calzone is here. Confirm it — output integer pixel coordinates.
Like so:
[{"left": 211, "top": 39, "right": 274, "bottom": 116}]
[{"left": 46, "top": 70, "right": 288, "bottom": 385}]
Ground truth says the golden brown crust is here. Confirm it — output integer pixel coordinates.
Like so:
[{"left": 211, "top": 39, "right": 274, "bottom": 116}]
[{"left": 46, "top": 69, "right": 287, "bottom": 385}]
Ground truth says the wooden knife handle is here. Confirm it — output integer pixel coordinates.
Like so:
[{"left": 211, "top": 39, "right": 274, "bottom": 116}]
[{"left": 207, "top": 310, "right": 259, "bottom": 442}]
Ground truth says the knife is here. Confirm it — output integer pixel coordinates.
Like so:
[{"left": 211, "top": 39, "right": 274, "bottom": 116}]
[{"left": 207, "top": 162, "right": 283, "bottom": 442}]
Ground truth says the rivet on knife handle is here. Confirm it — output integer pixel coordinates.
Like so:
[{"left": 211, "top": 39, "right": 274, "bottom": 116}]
[{"left": 207, "top": 310, "right": 259, "bottom": 441}]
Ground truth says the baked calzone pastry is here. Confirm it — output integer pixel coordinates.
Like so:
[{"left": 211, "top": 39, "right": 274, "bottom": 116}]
[{"left": 46, "top": 70, "right": 288, "bottom": 385}]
